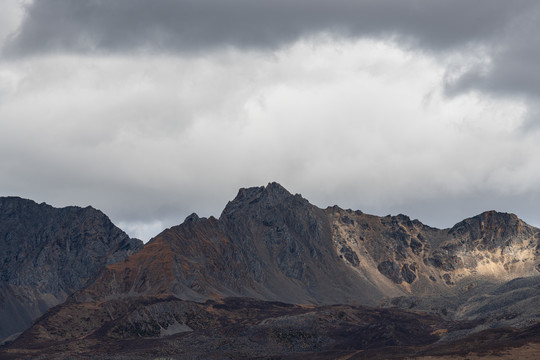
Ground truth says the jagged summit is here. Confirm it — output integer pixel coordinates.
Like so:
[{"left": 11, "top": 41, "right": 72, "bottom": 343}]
[
  {"left": 450, "top": 210, "right": 521, "bottom": 232},
  {"left": 263, "top": 181, "right": 295, "bottom": 197},
  {"left": 448, "top": 210, "right": 534, "bottom": 245},
  {"left": 220, "top": 182, "right": 307, "bottom": 219},
  {"left": 234, "top": 182, "right": 292, "bottom": 201},
  {"left": 183, "top": 212, "right": 200, "bottom": 223}
]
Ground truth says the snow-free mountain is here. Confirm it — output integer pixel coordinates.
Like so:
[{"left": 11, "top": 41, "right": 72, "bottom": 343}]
[{"left": 1, "top": 183, "right": 539, "bottom": 358}]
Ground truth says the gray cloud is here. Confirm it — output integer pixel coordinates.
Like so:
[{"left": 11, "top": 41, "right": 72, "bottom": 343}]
[
  {"left": 6, "top": 1, "right": 540, "bottom": 117},
  {"left": 445, "top": 4, "right": 540, "bottom": 93},
  {"left": 4, "top": 0, "right": 533, "bottom": 56}
]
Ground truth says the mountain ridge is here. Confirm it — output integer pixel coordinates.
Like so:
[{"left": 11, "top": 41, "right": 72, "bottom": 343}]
[
  {"left": 1, "top": 183, "right": 539, "bottom": 358},
  {"left": 29, "top": 183, "right": 540, "bottom": 308}
]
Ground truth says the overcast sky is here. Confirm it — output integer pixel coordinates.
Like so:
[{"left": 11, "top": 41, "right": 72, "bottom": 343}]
[{"left": 1, "top": 0, "right": 540, "bottom": 241}]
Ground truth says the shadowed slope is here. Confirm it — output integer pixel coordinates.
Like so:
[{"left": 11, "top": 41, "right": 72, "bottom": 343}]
[{"left": 0, "top": 197, "right": 143, "bottom": 342}]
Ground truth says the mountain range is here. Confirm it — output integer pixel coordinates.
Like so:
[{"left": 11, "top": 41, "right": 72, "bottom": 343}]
[{"left": 1, "top": 183, "right": 539, "bottom": 359}]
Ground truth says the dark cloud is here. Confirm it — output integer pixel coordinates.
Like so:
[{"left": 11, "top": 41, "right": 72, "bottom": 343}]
[
  {"left": 6, "top": 0, "right": 540, "bottom": 111},
  {"left": 439, "top": 4, "right": 540, "bottom": 127},
  {"left": 4, "top": 0, "right": 533, "bottom": 56}
]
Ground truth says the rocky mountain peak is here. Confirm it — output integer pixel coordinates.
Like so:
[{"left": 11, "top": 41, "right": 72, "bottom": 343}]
[
  {"left": 448, "top": 210, "right": 529, "bottom": 243},
  {"left": 220, "top": 182, "right": 305, "bottom": 220},
  {"left": 454, "top": 210, "right": 520, "bottom": 227},
  {"left": 86, "top": 183, "right": 384, "bottom": 306},
  {"left": 183, "top": 212, "right": 200, "bottom": 223},
  {"left": 264, "top": 181, "right": 292, "bottom": 195}
]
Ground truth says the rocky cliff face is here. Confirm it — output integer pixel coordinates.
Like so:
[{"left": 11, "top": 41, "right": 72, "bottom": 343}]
[{"left": 0, "top": 197, "right": 143, "bottom": 342}]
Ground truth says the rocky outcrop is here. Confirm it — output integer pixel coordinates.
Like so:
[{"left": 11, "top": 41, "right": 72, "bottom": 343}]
[
  {"left": 432, "top": 211, "right": 540, "bottom": 283},
  {"left": 0, "top": 197, "right": 143, "bottom": 342},
  {"left": 328, "top": 207, "right": 539, "bottom": 296}
]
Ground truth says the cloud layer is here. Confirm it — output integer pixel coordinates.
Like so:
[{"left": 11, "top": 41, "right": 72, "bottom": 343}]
[
  {"left": 1, "top": 1, "right": 539, "bottom": 240},
  {"left": 6, "top": 1, "right": 540, "bottom": 102},
  {"left": 5, "top": 0, "right": 531, "bottom": 54}
]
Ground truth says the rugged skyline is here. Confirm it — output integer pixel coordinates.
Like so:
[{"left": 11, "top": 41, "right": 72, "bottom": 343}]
[
  {"left": 1, "top": 1, "right": 539, "bottom": 241},
  {"left": 2, "top": 184, "right": 539, "bottom": 358}
]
